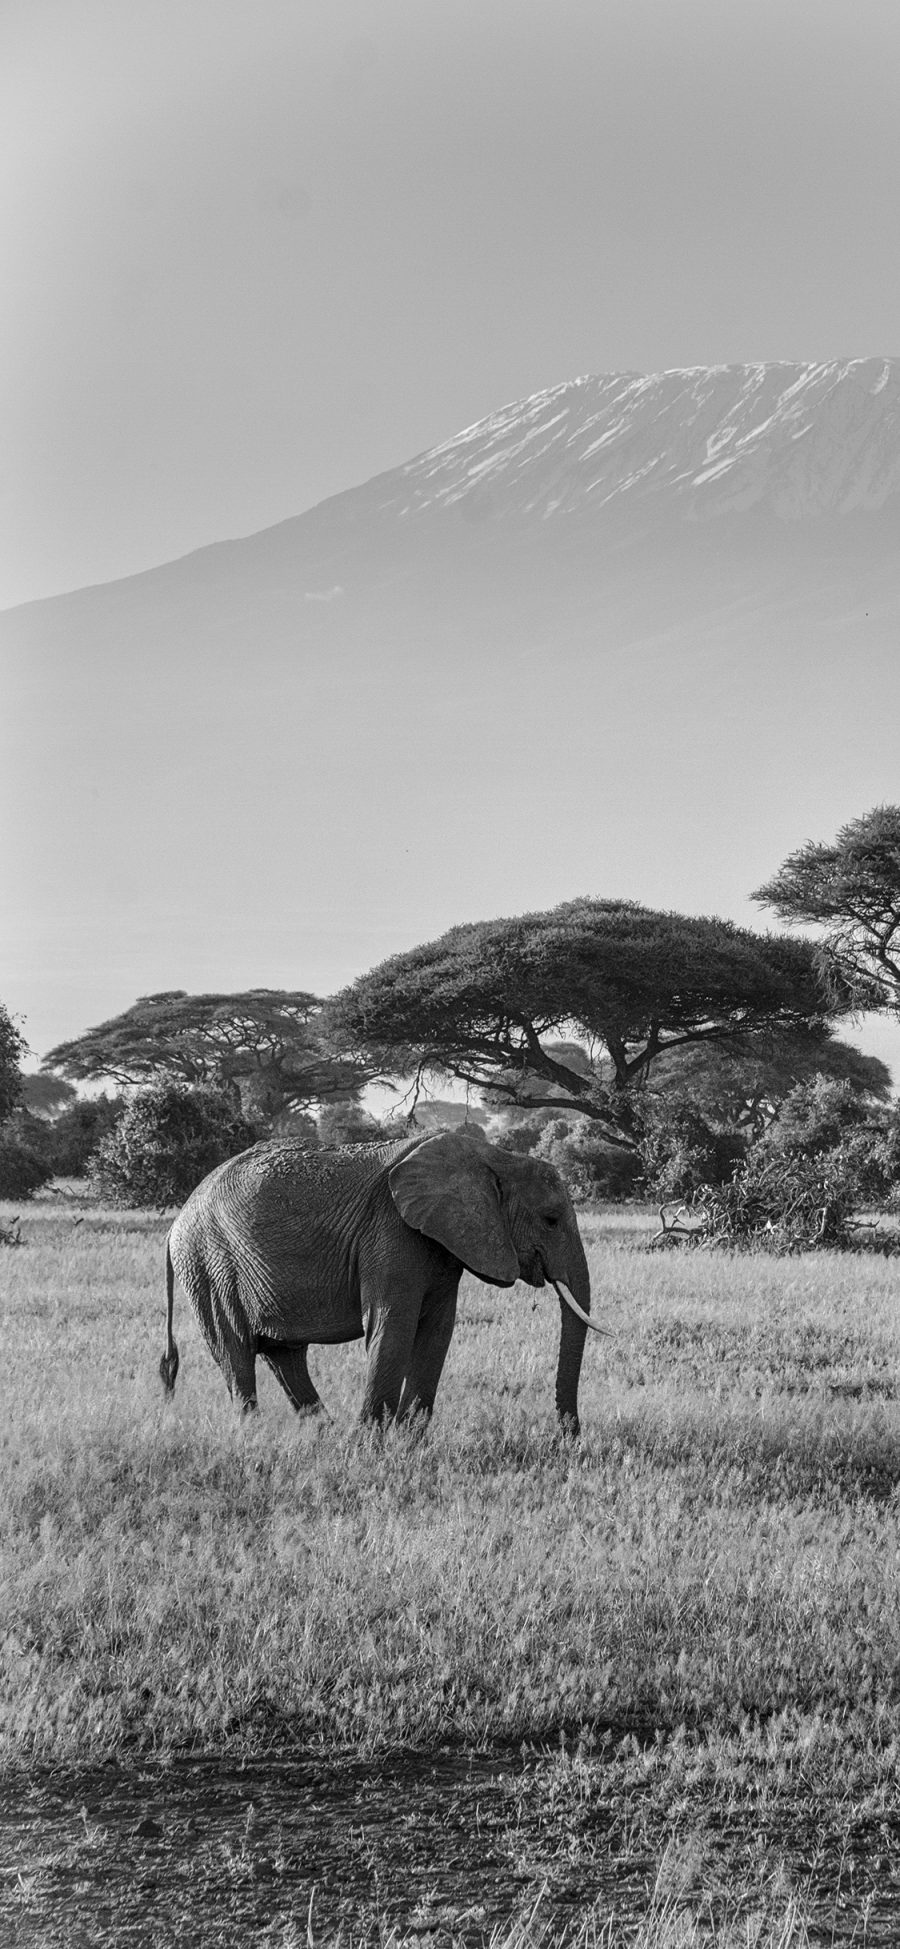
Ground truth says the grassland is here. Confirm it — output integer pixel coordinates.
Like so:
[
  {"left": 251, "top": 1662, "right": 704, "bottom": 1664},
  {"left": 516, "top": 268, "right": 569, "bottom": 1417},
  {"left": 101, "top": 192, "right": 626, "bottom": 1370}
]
[{"left": 2, "top": 1193, "right": 900, "bottom": 1940}]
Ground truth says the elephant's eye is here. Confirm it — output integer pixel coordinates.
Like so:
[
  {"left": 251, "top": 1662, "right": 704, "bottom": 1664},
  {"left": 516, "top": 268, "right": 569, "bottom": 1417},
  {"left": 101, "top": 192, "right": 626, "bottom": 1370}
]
[{"left": 544, "top": 1213, "right": 559, "bottom": 1227}]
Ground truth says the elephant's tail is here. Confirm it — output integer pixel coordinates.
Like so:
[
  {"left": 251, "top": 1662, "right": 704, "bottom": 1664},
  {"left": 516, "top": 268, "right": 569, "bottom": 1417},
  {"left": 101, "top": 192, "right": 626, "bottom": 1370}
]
[{"left": 159, "top": 1236, "right": 180, "bottom": 1396}]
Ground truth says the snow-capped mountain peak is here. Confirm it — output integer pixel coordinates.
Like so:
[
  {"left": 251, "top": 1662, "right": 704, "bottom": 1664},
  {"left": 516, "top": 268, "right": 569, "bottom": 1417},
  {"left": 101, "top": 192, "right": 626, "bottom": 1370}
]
[{"left": 382, "top": 359, "right": 900, "bottom": 522}]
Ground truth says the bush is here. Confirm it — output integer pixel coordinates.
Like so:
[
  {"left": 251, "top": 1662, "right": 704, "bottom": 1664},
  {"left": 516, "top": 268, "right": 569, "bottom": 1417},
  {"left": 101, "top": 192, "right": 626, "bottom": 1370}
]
[
  {"left": 316, "top": 1103, "right": 396, "bottom": 1147},
  {"left": 667, "top": 1080, "right": 900, "bottom": 1252},
  {"left": 677, "top": 1150, "right": 858, "bottom": 1252},
  {"left": 90, "top": 1083, "right": 257, "bottom": 1209},
  {"left": 761, "top": 1075, "right": 876, "bottom": 1159},
  {"left": 637, "top": 1101, "right": 746, "bottom": 1202},
  {"left": 534, "top": 1115, "right": 642, "bottom": 1204},
  {"left": 847, "top": 1112, "right": 900, "bottom": 1211},
  {"left": 268, "top": 1107, "right": 320, "bottom": 1143},
  {"left": 0, "top": 1128, "right": 54, "bottom": 1199},
  {"left": 483, "top": 1109, "right": 561, "bottom": 1156},
  {"left": 0, "top": 1004, "right": 26, "bottom": 1125},
  {"left": 484, "top": 1108, "right": 642, "bottom": 1201},
  {"left": 747, "top": 1078, "right": 900, "bottom": 1237},
  {"left": 28, "top": 1094, "right": 125, "bottom": 1178}
]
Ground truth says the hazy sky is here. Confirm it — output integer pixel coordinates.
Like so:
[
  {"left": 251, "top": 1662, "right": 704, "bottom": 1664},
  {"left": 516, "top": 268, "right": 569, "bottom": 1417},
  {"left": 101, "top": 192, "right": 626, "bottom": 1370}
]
[
  {"left": 4, "top": 0, "right": 900, "bottom": 1073},
  {"left": 4, "top": 0, "right": 900, "bottom": 609}
]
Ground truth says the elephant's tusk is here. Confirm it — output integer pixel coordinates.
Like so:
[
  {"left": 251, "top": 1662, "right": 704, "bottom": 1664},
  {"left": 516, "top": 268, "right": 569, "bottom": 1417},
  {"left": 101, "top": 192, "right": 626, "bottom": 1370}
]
[{"left": 551, "top": 1279, "right": 612, "bottom": 1337}]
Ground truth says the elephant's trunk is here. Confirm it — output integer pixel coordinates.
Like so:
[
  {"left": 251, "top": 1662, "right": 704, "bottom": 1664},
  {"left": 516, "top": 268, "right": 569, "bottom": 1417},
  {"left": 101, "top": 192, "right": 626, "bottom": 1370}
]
[{"left": 550, "top": 1237, "right": 595, "bottom": 1435}]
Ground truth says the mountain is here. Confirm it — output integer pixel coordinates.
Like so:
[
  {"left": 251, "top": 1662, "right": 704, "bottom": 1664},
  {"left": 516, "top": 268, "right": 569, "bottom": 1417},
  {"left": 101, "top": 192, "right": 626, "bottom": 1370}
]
[
  {"left": 9, "top": 355, "right": 896, "bottom": 751},
  {"left": 5, "top": 358, "right": 899, "bottom": 640},
  {"left": 4, "top": 359, "right": 900, "bottom": 1063}
]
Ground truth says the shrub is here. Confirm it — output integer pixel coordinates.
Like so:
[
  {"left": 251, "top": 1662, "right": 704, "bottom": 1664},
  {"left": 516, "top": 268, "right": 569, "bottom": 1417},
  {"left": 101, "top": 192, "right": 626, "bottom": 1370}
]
[
  {"left": 484, "top": 1109, "right": 642, "bottom": 1201},
  {"left": 667, "top": 1080, "right": 900, "bottom": 1252},
  {"left": 482, "top": 1109, "right": 561, "bottom": 1156},
  {"left": 316, "top": 1102, "right": 396, "bottom": 1147},
  {"left": 29, "top": 1094, "right": 125, "bottom": 1178},
  {"left": 761, "top": 1075, "right": 876, "bottom": 1159},
  {"left": 848, "top": 1111, "right": 900, "bottom": 1210},
  {"left": 90, "top": 1083, "right": 256, "bottom": 1209},
  {"left": 745, "top": 1078, "right": 900, "bottom": 1238},
  {"left": 637, "top": 1101, "right": 746, "bottom": 1202},
  {"left": 534, "top": 1115, "right": 643, "bottom": 1204},
  {"left": 0, "top": 1128, "right": 54, "bottom": 1199},
  {"left": 267, "top": 1107, "right": 320, "bottom": 1143},
  {"left": 0, "top": 1003, "right": 26, "bottom": 1125},
  {"left": 677, "top": 1149, "right": 858, "bottom": 1251}
]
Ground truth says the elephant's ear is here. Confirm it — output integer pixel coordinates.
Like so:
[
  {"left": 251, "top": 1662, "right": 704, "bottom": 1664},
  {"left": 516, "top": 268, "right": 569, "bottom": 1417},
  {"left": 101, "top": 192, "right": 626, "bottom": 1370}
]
[{"left": 388, "top": 1131, "right": 519, "bottom": 1286}]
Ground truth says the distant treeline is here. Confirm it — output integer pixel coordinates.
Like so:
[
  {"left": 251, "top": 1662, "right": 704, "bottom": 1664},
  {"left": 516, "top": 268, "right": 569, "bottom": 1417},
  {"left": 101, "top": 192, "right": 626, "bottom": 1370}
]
[{"left": 3, "top": 806, "right": 900, "bottom": 1244}]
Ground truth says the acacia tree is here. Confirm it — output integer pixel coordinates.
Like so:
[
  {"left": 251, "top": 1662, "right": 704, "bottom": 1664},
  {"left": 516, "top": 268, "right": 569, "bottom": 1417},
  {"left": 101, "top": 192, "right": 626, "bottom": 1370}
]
[
  {"left": 43, "top": 989, "right": 373, "bottom": 1124},
  {"left": 753, "top": 806, "right": 900, "bottom": 1011},
  {"left": 325, "top": 899, "right": 835, "bottom": 1143}
]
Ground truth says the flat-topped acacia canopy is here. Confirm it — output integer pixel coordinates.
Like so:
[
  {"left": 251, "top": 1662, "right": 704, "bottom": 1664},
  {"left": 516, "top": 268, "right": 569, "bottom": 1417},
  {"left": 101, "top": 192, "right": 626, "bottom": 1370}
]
[
  {"left": 42, "top": 989, "right": 372, "bottom": 1113},
  {"left": 325, "top": 898, "right": 838, "bottom": 1124}
]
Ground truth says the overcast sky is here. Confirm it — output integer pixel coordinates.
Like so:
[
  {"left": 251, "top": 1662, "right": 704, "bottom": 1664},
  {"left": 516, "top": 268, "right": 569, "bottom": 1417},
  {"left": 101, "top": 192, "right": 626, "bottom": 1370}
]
[
  {"left": 4, "top": 0, "right": 900, "bottom": 1073},
  {"left": 4, "top": 0, "right": 900, "bottom": 609}
]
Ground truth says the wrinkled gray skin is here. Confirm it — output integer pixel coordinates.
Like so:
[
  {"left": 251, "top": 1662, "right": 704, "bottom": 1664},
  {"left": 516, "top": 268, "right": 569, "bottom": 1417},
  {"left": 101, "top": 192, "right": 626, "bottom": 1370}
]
[{"left": 161, "top": 1127, "right": 594, "bottom": 1432}]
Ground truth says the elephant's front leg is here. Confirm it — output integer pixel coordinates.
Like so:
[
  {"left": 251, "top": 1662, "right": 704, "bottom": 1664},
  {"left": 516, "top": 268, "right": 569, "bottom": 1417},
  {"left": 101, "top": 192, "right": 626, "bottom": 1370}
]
[
  {"left": 398, "top": 1276, "right": 460, "bottom": 1422},
  {"left": 360, "top": 1278, "right": 421, "bottom": 1424}
]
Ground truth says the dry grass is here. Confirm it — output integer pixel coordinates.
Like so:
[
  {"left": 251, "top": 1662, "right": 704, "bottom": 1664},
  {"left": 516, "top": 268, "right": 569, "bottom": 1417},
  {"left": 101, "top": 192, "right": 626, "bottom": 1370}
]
[
  {"left": 302, "top": 1886, "right": 817, "bottom": 1948},
  {"left": 3, "top": 1192, "right": 900, "bottom": 1782},
  {"left": 5, "top": 1190, "right": 900, "bottom": 1938}
]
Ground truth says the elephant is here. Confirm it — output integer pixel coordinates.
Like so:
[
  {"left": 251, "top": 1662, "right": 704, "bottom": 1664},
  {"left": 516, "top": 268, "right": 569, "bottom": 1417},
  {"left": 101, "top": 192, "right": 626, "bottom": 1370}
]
[{"left": 160, "top": 1125, "right": 603, "bottom": 1431}]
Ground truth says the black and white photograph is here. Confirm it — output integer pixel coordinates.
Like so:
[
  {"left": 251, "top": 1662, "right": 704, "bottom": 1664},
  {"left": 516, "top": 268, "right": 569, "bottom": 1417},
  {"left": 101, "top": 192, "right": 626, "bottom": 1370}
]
[{"left": 3, "top": 1, "right": 900, "bottom": 1941}]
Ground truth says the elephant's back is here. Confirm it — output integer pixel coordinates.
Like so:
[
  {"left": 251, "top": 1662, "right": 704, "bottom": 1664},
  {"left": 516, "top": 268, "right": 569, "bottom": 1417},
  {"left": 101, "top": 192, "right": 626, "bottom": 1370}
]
[
  {"left": 172, "top": 1130, "right": 422, "bottom": 1231},
  {"left": 168, "top": 1135, "right": 422, "bottom": 1337},
  {"left": 229, "top": 1136, "right": 414, "bottom": 1236}
]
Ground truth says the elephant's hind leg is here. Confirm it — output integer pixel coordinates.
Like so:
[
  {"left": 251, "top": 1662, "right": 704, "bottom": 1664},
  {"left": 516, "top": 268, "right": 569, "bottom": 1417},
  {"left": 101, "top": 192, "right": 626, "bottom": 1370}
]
[
  {"left": 220, "top": 1329, "right": 258, "bottom": 1415},
  {"left": 259, "top": 1341, "right": 322, "bottom": 1415},
  {"left": 191, "top": 1265, "right": 258, "bottom": 1413}
]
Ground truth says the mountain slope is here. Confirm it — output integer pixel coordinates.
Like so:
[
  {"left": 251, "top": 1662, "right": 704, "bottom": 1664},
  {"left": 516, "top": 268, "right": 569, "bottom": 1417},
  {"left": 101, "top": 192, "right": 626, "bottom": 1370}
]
[
  {"left": 4, "top": 359, "right": 899, "bottom": 632},
  {"left": 5, "top": 360, "right": 896, "bottom": 719}
]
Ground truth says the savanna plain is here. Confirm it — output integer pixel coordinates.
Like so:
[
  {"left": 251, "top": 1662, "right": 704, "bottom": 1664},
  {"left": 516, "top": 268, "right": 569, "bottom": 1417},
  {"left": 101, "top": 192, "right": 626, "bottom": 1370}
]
[{"left": 3, "top": 1196, "right": 900, "bottom": 1947}]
